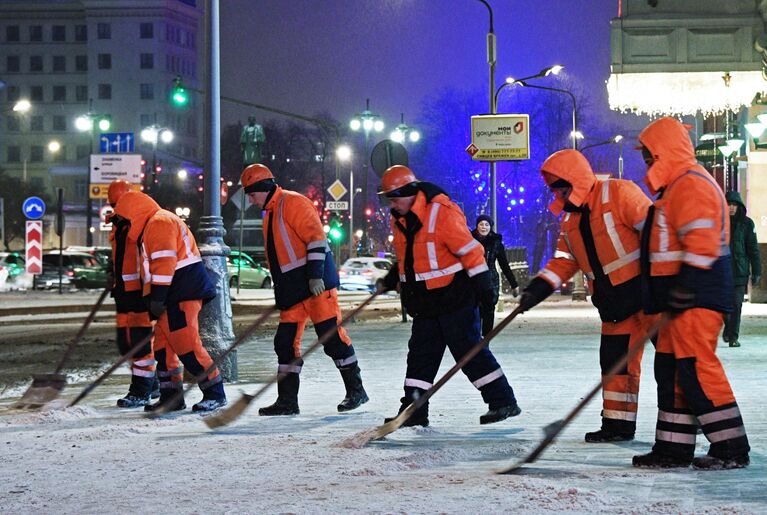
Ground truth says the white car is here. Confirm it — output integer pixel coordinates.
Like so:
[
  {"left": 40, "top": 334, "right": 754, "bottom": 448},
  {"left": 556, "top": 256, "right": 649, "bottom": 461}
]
[{"left": 338, "top": 257, "right": 393, "bottom": 292}]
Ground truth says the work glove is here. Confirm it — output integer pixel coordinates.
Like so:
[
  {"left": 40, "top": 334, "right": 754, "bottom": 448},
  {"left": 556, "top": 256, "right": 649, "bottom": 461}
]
[
  {"left": 752, "top": 275, "right": 761, "bottom": 287},
  {"left": 667, "top": 285, "right": 695, "bottom": 312},
  {"left": 308, "top": 278, "right": 325, "bottom": 296},
  {"left": 149, "top": 300, "right": 166, "bottom": 319},
  {"left": 106, "top": 267, "right": 115, "bottom": 292},
  {"left": 517, "top": 277, "right": 554, "bottom": 313},
  {"left": 511, "top": 286, "right": 520, "bottom": 298},
  {"left": 378, "top": 265, "right": 400, "bottom": 293}
]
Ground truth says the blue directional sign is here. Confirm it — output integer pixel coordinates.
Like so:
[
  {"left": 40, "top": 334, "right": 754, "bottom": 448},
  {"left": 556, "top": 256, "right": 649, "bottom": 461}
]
[
  {"left": 99, "top": 132, "right": 135, "bottom": 153},
  {"left": 22, "top": 196, "right": 46, "bottom": 220}
]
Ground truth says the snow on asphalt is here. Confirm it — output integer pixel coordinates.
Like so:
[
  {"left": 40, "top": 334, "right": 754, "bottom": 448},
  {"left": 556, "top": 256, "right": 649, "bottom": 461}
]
[{"left": 1, "top": 301, "right": 765, "bottom": 514}]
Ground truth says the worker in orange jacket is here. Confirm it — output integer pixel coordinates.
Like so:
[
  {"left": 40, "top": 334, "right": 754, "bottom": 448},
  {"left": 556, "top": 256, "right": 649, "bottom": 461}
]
[
  {"left": 633, "top": 116, "right": 749, "bottom": 470},
  {"left": 518, "top": 149, "right": 658, "bottom": 442},
  {"left": 240, "top": 163, "right": 368, "bottom": 416},
  {"left": 113, "top": 191, "right": 226, "bottom": 412},
  {"left": 107, "top": 180, "right": 158, "bottom": 408},
  {"left": 379, "top": 165, "right": 520, "bottom": 426}
]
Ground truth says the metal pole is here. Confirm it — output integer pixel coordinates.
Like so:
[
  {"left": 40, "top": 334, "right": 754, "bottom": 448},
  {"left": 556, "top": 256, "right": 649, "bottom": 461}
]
[
  {"left": 362, "top": 128, "right": 369, "bottom": 253},
  {"left": 237, "top": 188, "right": 245, "bottom": 294},
  {"left": 568, "top": 92, "right": 586, "bottom": 301},
  {"left": 197, "top": 0, "right": 237, "bottom": 380},
  {"left": 478, "top": 0, "right": 497, "bottom": 227},
  {"left": 349, "top": 170, "right": 354, "bottom": 259},
  {"left": 0, "top": 197, "right": 4, "bottom": 249},
  {"left": 618, "top": 141, "right": 624, "bottom": 179},
  {"left": 86, "top": 127, "right": 93, "bottom": 246}
]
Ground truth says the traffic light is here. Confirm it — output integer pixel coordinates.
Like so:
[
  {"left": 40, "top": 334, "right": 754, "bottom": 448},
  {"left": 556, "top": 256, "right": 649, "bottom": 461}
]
[
  {"left": 327, "top": 215, "right": 344, "bottom": 243},
  {"left": 171, "top": 75, "right": 189, "bottom": 107}
]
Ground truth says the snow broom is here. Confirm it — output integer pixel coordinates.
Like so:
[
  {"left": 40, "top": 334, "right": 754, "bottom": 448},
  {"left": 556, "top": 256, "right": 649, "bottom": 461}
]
[
  {"left": 497, "top": 313, "right": 668, "bottom": 474},
  {"left": 204, "top": 290, "right": 381, "bottom": 430},
  {"left": 12, "top": 287, "right": 110, "bottom": 410},
  {"left": 146, "top": 305, "right": 279, "bottom": 417},
  {"left": 340, "top": 304, "right": 525, "bottom": 449},
  {"left": 70, "top": 305, "right": 279, "bottom": 408}
]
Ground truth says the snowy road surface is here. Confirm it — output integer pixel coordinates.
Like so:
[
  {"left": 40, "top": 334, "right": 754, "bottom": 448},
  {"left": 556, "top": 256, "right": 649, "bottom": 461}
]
[{"left": 1, "top": 301, "right": 765, "bottom": 514}]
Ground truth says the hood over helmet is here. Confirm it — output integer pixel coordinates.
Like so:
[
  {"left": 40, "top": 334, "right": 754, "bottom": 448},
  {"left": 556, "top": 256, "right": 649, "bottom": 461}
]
[
  {"left": 540, "top": 149, "right": 596, "bottom": 216},
  {"left": 112, "top": 191, "right": 162, "bottom": 242},
  {"left": 637, "top": 117, "right": 697, "bottom": 195}
]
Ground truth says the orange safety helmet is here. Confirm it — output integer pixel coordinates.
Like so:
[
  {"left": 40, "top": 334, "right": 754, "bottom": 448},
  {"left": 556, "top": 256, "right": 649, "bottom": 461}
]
[
  {"left": 107, "top": 179, "right": 132, "bottom": 206},
  {"left": 378, "top": 165, "right": 418, "bottom": 195},
  {"left": 241, "top": 163, "right": 275, "bottom": 192}
]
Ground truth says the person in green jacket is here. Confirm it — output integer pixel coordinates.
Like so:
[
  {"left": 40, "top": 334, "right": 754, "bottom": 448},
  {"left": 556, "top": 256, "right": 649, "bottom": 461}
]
[{"left": 724, "top": 191, "right": 761, "bottom": 347}]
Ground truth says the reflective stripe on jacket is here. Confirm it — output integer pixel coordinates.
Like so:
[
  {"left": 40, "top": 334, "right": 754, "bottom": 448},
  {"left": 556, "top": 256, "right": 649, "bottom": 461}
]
[
  {"left": 140, "top": 210, "right": 203, "bottom": 295},
  {"left": 262, "top": 187, "right": 339, "bottom": 309},
  {"left": 537, "top": 175, "right": 650, "bottom": 290},
  {"left": 638, "top": 116, "right": 732, "bottom": 313},
  {"left": 391, "top": 190, "right": 488, "bottom": 290}
]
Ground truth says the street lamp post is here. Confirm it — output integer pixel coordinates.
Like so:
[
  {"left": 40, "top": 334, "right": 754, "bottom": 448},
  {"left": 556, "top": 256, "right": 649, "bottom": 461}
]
[
  {"left": 390, "top": 113, "right": 421, "bottom": 144},
  {"left": 476, "top": 0, "right": 499, "bottom": 226},
  {"left": 75, "top": 100, "right": 111, "bottom": 246},
  {"left": 350, "top": 99, "right": 384, "bottom": 253},
  {"left": 197, "top": 0, "right": 237, "bottom": 380}
]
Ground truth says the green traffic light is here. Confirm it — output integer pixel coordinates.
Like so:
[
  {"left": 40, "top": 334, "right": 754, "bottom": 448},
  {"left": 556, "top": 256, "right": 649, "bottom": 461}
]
[
  {"left": 172, "top": 87, "right": 188, "bottom": 106},
  {"left": 328, "top": 227, "right": 343, "bottom": 241}
]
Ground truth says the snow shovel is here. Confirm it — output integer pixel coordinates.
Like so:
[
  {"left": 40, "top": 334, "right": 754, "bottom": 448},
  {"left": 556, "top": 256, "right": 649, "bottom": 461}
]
[
  {"left": 340, "top": 304, "right": 525, "bottom": 448},
  {"left": 497, "top": 313, "right": 668, "bottom": 474},
  {"left": 146, "top": 305, "right": 279, "bottom": 417},
  {"left": 205, "top": 290, "right": 382, "bottom": 429},
  {"left": 12, "top": 287, "right": 110, "bottom": 410}
]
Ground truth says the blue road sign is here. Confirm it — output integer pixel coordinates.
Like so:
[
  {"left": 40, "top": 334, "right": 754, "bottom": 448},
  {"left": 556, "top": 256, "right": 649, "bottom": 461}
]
[
  {"left": 22, "top": 196, "right": 46, "bottom": 219},
  {"left": 99, "top": 132, "right": 135, "bottom": 153}
]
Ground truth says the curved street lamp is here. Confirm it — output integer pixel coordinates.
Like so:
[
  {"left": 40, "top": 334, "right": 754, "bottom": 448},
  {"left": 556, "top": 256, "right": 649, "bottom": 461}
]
[{"left": 581, "top": 135, "right": 625, "bottom": 179}]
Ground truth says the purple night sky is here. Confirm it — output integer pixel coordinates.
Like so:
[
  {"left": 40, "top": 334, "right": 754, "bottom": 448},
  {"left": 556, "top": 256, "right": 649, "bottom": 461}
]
[{"left": 219, "top": 0, "right": 621, "bottom": 128}]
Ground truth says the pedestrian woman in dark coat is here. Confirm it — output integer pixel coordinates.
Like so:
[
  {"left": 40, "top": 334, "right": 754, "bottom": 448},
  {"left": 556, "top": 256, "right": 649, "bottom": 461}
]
[
  {"left": 471, "top": 215, "right": 519, "bottom": 336},
  {"left": 724, "top": 191, "right": 761, "bottom": 347}
]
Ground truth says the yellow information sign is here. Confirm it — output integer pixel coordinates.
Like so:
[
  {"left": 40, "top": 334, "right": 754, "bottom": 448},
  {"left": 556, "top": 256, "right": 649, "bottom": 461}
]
[{"left": 469, "top": 114, "right": 530, "bottom": 161}]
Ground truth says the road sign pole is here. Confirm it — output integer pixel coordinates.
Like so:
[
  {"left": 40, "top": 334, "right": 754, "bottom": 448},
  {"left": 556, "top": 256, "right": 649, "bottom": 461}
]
[{"left": 0, "top": 197, "right": 4, "bottom": 248}]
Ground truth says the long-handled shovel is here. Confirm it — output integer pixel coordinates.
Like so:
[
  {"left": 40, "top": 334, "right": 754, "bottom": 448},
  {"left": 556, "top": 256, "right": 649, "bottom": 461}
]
[
  {"left": 340, "top": 305, "right": 525, "bottom": 449},
  {"left": 12, "top": 288, "right": 110, "bottom": 410},
  {"left": 146, "top": 305, "right": 279, "bottom": 417},
  {"left": 70, "top": 306, "right": 279, "bottom": 408},
  {"left": 497, "top": 313, "right": 668, "bottom": 474},
  {"left": 204, "top": 290, "right": 381, "bottom": 430}
]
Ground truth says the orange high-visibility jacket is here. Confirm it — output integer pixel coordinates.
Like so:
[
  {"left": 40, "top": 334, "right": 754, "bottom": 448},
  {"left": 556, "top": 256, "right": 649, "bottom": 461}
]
[
  {"left": 109, "top": 222, "right": 141, "bottom": 292},
  {"left": 638, "top": 117, "right": 732, "bottom": 313},
  {"left": 114, "top": 191, "right": 213, "bottom": 304},
  {"left": 640, "top": 117, "right": 730, "bottom": 277},
  {"left": 391, "top": 190, "right": 488, "bottom": 290},
  {"left": 262, "top": 187, "right": 339, "bottom": 309},
  {"left": 536, "top": 150, "right": 651, "bottom": 291}
]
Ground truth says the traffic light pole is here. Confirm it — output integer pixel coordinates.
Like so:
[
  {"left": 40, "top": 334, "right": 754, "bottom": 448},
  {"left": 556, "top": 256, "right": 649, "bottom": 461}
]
[{"left": 197, "top": 0, "right": 237, "bottom": 380}]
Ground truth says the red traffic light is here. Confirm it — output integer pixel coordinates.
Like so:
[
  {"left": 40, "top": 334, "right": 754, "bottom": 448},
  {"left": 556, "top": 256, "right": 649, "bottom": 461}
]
[
  {"left": 140, "top": 159, "right": 147, "bottom": 167},
  {"left": 155, "top": 165, "right": 162, "bottom": 173},
  {"left": 365, "top": 208, "right": 373, "bottom": 216}
]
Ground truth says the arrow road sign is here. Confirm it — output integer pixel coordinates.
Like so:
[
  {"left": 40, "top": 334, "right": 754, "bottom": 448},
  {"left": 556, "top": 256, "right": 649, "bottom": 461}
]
[
  {"left": 22, "top": 196, "right": 46, "bottom": 220},
  {"left": 99, "top": 132, "right": 135, "bottom": 153},
  {"left": 25, "top": 220, "right": 43, "bottom": 274}
]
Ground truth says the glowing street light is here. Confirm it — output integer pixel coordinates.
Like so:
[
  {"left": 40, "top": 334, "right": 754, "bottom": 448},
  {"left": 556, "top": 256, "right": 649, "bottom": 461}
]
[{"left": 390, "top": 113, "right": 421, "bottom": 144}]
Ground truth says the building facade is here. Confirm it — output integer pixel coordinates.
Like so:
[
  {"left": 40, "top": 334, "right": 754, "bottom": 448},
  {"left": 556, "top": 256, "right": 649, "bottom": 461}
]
[{"left": 0, "top": 0, "right": 202, "bottom": 247}]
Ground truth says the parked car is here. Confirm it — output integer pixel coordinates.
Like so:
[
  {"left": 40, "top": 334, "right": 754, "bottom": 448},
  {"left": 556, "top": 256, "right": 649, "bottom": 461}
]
[
  {"left": 338, "top": 257, "right": 393, "bottom": 292},
  {"left": 0, "top": 251, "right": 26, "bottom": 282},
  {"left": 38, "top": 251, "right": 104, "bottom": 290},
  {"left": 65, "top": 246, "right": 112, "bottom": 289},
  {"left": 227, "top": 250, "right": 272, "bottom": 289}
]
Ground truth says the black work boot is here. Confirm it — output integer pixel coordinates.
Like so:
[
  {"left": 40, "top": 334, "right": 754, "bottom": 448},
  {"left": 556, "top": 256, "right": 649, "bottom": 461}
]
[
  {"left": 192, "top": 381, "right": 227, "bottom": 412},
  {"left": 117, "top": 375, "right": 155, "bottom": 408},
  {"left": 479, "top": 403, "right": 521, "bottom": 425},
  {"left": 259, "top": 373, "right": 300, "bottom": 416},
  {"left": 144, "top": 387, "right": 186, "bottom": 412},
  {"left": 337, "top": 364, "right": 369, "bottom": 412},
  {"left": 384, "top": 390, "right": 429, "bottom": 427},
  {"left": 632, "top": 451, "right": 692, "bottom": 469},
  {"left": 692, "top": 454, "right": 749, "bottom": 470},
  {"left": 585, "top": 428, "right": 635, "bottom": 443}
]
